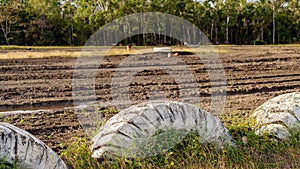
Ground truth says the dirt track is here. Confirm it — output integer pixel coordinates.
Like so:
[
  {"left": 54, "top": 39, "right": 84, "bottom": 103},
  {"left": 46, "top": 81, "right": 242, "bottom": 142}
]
[{"left": 0, "top": 46, "right": 299, "bottom": 152}]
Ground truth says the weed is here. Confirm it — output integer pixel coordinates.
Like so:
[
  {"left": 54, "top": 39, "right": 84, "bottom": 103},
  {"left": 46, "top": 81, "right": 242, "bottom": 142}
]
[
  {"left": 60, "top": 112, "right": 300, "bottom": 168},
  {"left": 0, "top": 157, "right": 17, "bottom": 169},
  {"left": 18, "top": 118, "right": 24, "bottom": 124}
]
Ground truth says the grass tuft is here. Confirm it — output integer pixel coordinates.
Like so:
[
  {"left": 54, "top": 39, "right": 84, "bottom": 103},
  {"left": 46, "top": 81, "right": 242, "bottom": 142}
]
[{"left": 60, "top": 113, "right": 300, "bottom": 169}]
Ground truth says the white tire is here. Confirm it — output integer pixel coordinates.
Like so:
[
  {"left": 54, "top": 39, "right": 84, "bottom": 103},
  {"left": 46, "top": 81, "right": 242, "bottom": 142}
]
[{"left": 0, "top": 122, "right": 67, "bottom": 169}]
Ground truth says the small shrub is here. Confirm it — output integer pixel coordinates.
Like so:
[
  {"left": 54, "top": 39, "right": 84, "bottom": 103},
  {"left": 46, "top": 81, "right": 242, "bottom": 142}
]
[{"left": 252, "top": 40, "right": 267, "bottom": 45}]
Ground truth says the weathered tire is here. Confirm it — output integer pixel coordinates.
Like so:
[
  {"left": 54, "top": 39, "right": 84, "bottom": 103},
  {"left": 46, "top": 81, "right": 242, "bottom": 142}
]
[
  {"left": 253, "top": 92, "right": 300, "bottom": 139},
  {"left": 0, "top": 122, "right": 67, "bottom": 169},
  {"left": 91, "top": 101, "right": 234, "bottom": 158}
]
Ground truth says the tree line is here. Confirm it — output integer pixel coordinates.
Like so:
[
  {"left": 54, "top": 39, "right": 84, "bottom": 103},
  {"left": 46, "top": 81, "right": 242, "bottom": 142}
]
[{"left": 0, "top": 0, "right": 299, "bottom": 46}]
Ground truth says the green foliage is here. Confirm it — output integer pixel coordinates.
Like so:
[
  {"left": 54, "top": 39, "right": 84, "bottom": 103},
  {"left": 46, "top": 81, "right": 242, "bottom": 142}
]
[
  {"left": 60, "top": 113, "right": 300, "bottom": 169},
  {"left": 252, "top": 39, "right": 267, "bottom": 45},
  {"left": 0, "top": 0, "right": 299, "bottom": 46},
  {"left": 60, "top": 138, "right": 102, "bottom": 169},
  {"left": 0, "top": 157, "right": 17, "bottom": 169}
]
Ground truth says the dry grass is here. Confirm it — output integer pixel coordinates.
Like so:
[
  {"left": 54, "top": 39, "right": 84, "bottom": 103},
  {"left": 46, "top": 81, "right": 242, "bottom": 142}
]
[
  {"left": 0, "top": 47, "right": 152, "bottom": 59},
  {"left": 0, "top": 50, "right": 81, "bottom": 59},
  {"left": 0, "top": 46, "right": 227, "bottom": 60}
]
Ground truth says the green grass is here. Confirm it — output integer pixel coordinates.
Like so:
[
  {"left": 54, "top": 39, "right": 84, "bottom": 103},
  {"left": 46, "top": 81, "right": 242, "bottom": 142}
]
[
  {"left": 60, "top": 113, "right": 300, "bottom": 169},
  {"left": 0, "top": 157, "right": 17, "bottom": 169}
]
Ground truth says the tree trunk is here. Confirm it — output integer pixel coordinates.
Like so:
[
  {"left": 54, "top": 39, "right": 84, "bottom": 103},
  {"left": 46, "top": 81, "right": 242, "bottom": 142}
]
[
  {"left": 2, "top": 29, "right": 9, "bottom": 45},
  {"left": 142, "top": 13, "right": 145, "bottom": 45},
  {"left": 215, "top": 27, "right": 218, "bottom": 44},
  {"left": 272, "top": 6, "right": 276, "bottom": 44},
  {"left": 261, "top": 28, "right": 264, "bottom": 41},
  {"left": 2, "top": 21, "right": 10, "bottom": 45},
  {"left": 235, "top": 28, "right": 238, "bottom": 44},
  {"left": 211, "top": 20, "right": 214, "bottom": 42},
  {"left": 225, "top": 15, "right": 229, "bottom": 44},
  {"left": 71, "top": 24, "right": 74, "bottom": 45}
]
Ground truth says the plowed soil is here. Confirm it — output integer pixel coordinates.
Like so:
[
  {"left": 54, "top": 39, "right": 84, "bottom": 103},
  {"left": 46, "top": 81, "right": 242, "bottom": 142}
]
[{"left": 0, "top": 45, "right": 299, "bottom": 153}]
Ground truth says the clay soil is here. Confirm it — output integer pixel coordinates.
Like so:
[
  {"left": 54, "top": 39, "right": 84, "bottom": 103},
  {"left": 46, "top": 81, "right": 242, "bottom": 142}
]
[{"left": 0, "top": 45, "right": 299, "bottom": 153}]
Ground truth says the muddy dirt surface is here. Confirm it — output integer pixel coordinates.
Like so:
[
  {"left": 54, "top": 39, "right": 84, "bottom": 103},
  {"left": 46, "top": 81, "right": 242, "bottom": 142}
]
[{"left": 0, "top": 45, "right": 300, "bottom": 153}]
